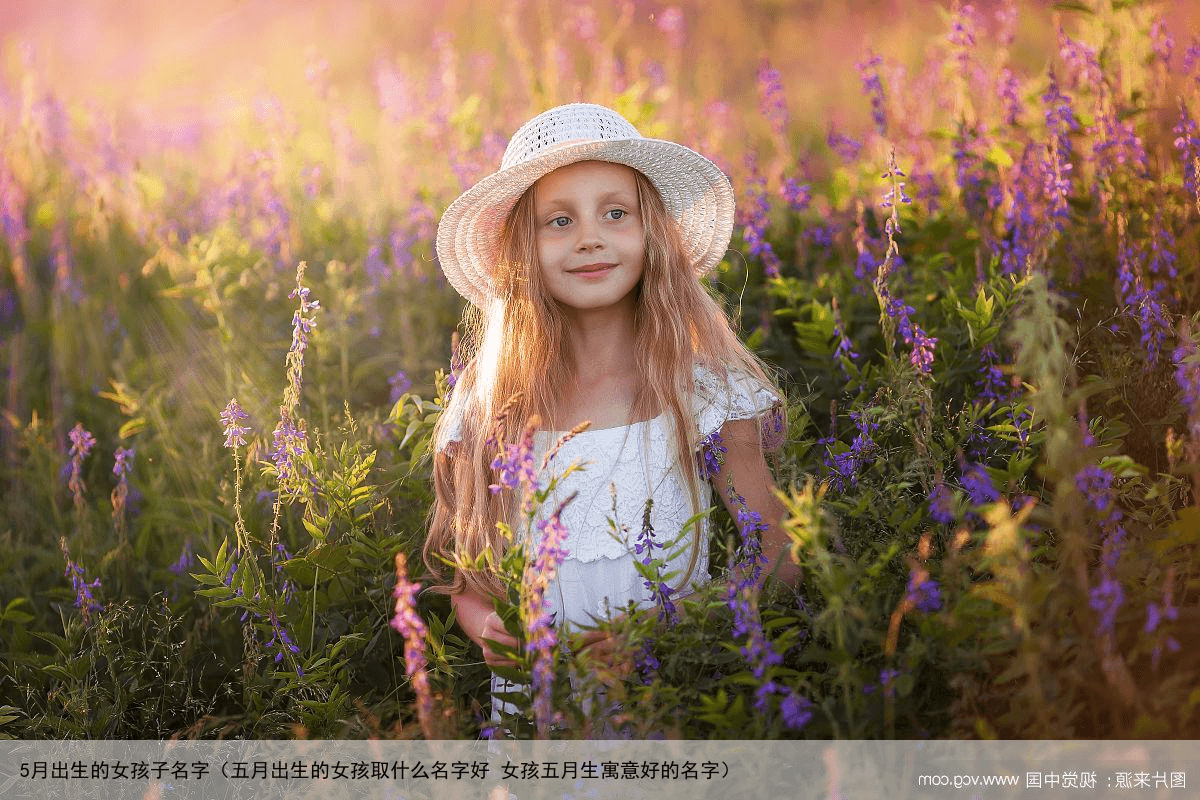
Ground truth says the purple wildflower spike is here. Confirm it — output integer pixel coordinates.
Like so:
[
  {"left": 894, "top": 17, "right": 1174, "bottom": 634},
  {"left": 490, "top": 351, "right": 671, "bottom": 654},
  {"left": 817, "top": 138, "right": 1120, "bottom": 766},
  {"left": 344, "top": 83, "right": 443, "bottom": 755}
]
[
  {"left": 524, "top": 494, "right": 574, "bottom": 738},
  {"left": 392, "top": 552, "right": 435, "bottom": 738},
  {"left": 220, "top": 399, "right": 251, "bottom": 449}
]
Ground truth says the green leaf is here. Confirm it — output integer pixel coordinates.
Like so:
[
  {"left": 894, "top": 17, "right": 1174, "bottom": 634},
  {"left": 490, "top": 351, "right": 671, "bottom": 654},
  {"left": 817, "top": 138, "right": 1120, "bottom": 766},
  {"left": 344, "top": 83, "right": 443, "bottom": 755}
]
[
  {"left": 1, "top": 599, "right": 33, "bottom": 626},
  {"left": 303, "top": 517, "right": 329, "bottom": 541},
  {"left": 305, "top": 545, "right": 349, "bottom": 574},
  {"left": 1052, "top": 1, "right": 1095, "bottom": 14}
]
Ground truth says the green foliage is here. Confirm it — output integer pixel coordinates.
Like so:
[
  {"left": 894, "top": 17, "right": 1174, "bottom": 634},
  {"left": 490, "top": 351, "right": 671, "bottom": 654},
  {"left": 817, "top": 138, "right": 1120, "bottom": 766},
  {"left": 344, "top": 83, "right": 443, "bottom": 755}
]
[{"left": 2, "top": 0, "right": 1199, "bottom": 740}]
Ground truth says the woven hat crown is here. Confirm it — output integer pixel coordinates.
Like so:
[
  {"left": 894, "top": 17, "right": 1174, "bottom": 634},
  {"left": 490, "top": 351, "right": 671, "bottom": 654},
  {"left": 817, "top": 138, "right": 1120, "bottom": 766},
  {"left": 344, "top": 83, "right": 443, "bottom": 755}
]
[{"left": 500, "top": 104, "right": 643, "bottom": 170}]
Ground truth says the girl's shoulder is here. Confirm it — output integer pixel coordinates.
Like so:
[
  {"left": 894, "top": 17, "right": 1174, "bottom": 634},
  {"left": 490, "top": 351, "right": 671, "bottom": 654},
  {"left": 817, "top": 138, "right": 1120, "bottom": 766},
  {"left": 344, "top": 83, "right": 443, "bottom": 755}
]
[
  {"left": 690, "top": 362, "right": 783, "bottom": 440},
  {"left": 435, "top": 361, "right": 785, "bottom": 453}
]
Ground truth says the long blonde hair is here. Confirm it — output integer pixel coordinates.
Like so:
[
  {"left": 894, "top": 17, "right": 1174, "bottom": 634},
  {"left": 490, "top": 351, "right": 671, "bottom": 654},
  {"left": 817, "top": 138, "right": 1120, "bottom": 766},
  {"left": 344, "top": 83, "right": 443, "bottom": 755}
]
[{"left": 423, "top": 166, "right": 785, "bottom": 598}]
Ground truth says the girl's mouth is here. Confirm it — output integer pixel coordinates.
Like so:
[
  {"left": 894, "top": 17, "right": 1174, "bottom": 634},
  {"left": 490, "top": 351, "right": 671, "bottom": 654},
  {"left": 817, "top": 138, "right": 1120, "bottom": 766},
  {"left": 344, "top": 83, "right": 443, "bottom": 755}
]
[{"left": 569, "top": 264, "right": 616, "bottom": 277}]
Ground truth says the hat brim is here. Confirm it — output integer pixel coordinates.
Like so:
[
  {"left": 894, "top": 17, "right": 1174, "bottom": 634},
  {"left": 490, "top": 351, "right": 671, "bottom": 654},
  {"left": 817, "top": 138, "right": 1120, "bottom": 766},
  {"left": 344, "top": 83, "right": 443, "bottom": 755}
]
[{"left": 436, "top": 138, "right": 735, "bottom": 308}]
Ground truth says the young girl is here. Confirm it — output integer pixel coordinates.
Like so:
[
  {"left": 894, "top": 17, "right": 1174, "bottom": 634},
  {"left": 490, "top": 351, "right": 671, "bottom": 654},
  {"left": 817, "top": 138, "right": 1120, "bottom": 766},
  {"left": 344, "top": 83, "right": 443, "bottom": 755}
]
[{"left": 422, "top": 103, "right": 799, "bottom": 724}]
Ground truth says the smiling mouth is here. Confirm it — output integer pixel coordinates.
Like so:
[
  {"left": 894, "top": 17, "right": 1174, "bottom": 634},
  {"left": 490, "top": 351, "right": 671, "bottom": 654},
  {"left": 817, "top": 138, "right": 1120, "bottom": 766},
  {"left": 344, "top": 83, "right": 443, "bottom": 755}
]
[{"left": 568, "top": 264, "right": 617, "bottom": 274}]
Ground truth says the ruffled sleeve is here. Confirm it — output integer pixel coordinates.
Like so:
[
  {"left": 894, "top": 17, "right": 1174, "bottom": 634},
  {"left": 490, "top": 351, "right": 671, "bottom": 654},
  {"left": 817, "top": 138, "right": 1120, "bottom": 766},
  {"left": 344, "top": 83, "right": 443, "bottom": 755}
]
[
  {"left": 434, "top": 394, "right": 465, "bottom": 454},
  {"left": 691, "top": 363, "right": 785, "bottom": 450}
]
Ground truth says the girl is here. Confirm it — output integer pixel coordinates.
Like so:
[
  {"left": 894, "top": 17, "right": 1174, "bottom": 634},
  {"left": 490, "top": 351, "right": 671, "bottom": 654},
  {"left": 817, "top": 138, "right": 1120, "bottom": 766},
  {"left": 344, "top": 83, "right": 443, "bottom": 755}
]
[{"left": 422, "top": 103, "right": 799, "bottom": 724}]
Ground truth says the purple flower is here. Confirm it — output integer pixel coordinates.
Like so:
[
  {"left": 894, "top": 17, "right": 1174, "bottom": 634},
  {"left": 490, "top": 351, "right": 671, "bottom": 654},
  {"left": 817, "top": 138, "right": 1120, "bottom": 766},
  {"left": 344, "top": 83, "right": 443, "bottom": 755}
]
[
  {"left": 388, "top": 370, "right": 412, "bottom": 404},
  {"left": 857, "top": 50, "right": 887, "bottom": 136},
  {"left": 757, "top": 58, "right": 788, "bottom": 139},
  {"left": 905, "top": 572, "right": 942, "bottom": 612},
  {"left": 832, "top": 308, "right": 859, "bottom": 381},
  {"left": 60, "top": 537, "right": 102, "bottom": 625},
  {"left": 998, "top": 68, "right": 1022, "bottom": 127},
  {"left": 270, "top": 415, "right": 314, "bottom": 500},
  {"left": 1145, "top": 601, "right": 1178, "bottom": 634},
  {"left": 365, "top": 236, "right": 389, "bottom": 287},
  {"left": 391, "top": 552, "right": 434, "bottom": 737},
  {"left": 760, "top": 404, "right": 787, "bottom": 451},
  {"left": 1148, "top": 213, "right": 1179, "bottom": 281},
  {"left": 489, "top": 419, "right": 539, "bottom": 497},
  {"left": 727, "top": 488, "right": 769, "bottom": 590},
  {"left": 264, "top": 609, "right": 301, "bottom": 665},
  {"left": 68, "top": 422, "right": 97, "bottom": 461},
  {"left": 0, "top": 156, "right": 29, "bottom": 256},
  {"left": 952, "top": 120, "right": 991, "bottom": 220},
  {"left": 1076, "top": 462, "right": 1127, "bottom": 646},
  {"left": 169, "top": 540, "right": 195, "bottom": 576},
  {"left": 272, "top": 541, "right": 296, "bottom": 606},
  {"left": 976, "top": 345, "right": 1009, "bottom": 402},
  {"left": 1042, "top": 69, "right": 1077, "bottom": 231},
  {"left": 288, "top": 285, "right": 320, "bottom": 357},
  {"left": 1151, "top": 17, "right": 1173, "bottom": 66},
  {"left": 1145, "top": 580, "right": 1181, "bottom": 669},
  {"left": 1088, "top": 574, "right": 1124, "bottom": 644},
  {"left": 739, "top": 153, "right": 782, "bottom": 279},
  {"left": 884, "top": 297, "right": 937, "bottom": 376},
  {"left": 827, "top": 130, "right": 862, "bottom": 162},
  {"left": 1174, "top": 328, "right": 1200, "bottom": 420},
  {"left": 635, "top": 638, "right": 660, "bottom": 685},
  {"left": 1184, "top": 35, "right": 1200, "bottom": 79},
  {"left": 1173, "top": 99, "right": 1200, "bottom": 208},
  {"left": 220, "top": 398, "right": 251, "bottom": 449},
  {"left": 948, "top": 3, "right": 977, "bottom": 59},
  {"left": 634, "top": 499, "right": 677, "bottom": 622},
  {"left": 1057, "top": 28, "right": 1103, "bottom": 90},
  {"left": 821, "top": 410, "right": 879, "bottom": 492},
  {"left": 909, "top": 171, "right": 942, "bottom": 212},
  {"left": 524, "top": 496, "right": 574, "bottom": 737},
  {"left": 782, "top": 177, "right": 811, "bottom": 212},
  {"left": 1117, "top": 235, "right": 1172, "bottom": 366},
  {"left": 998, "top": 143, "right": 1048, "bottom": 276},
  {"left": 1076, "top": 464, "right": 1120, "bottom": 524},
  {"left": 67, "top": 422, "right": 97, "bottom": 510},
  {"left": 780, "top": 690, "right": 813, "bottom": 730},
  {"left": 697, "top": 431, "right": 727, "bottom": 481},
  {"left": 112, "top": 447, "right": 134, "bottom": 478},
  {"left": 960, "top": 463, "right": 999, "bottom": 506},
  {"left": 928, "top": 480, "right": 956, "bottom": 525},
  {"left": 110, "top": 446, "right": 135, "bottom": 527},
  {"left": 995, "top": 0, "right": 1018, "bottom": 45}
]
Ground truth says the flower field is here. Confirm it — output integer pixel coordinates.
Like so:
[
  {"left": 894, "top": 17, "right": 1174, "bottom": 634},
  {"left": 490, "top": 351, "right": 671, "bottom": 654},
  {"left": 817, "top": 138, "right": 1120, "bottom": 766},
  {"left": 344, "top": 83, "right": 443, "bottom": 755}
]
[{"left": 2, "top": 0, "right": 1200, "bottom": 739}]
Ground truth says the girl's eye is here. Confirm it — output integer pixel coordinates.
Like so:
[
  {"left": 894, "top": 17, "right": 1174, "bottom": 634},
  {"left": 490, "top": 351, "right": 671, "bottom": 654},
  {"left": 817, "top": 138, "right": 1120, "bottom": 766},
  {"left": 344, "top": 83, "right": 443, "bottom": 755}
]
[
  {"left": 549, "top": 216, "right": 570, "bottom": 228},
  {"left": 606, "top": 209, "right": 626, "bottom": 220}
]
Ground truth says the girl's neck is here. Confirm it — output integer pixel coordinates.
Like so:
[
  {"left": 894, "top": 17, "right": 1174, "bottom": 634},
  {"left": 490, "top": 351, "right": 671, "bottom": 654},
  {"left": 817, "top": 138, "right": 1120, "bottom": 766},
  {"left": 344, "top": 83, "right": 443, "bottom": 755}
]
[
  {"left": 561, "top": 304, "right": 639, "bottom": 381},
  {"left": 549, "top": 301, "right": 644, "bottom": 431}
]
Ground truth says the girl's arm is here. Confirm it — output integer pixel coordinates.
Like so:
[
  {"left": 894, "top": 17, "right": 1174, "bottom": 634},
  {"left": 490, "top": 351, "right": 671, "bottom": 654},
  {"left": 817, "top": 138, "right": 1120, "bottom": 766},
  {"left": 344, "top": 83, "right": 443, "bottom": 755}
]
[
  {"left": 711, "top": 418, "right": 802, "bottom": 588},
  {"left": 451, "top": 583, "right": 519, "bottom": 668}
]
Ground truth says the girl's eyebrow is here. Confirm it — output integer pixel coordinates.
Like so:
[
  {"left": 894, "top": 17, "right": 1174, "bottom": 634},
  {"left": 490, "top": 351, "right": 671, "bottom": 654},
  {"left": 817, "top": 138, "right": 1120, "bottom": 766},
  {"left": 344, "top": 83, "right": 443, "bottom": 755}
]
[{"left": 535, "top": 189, "right": 638, "bottom": 210}]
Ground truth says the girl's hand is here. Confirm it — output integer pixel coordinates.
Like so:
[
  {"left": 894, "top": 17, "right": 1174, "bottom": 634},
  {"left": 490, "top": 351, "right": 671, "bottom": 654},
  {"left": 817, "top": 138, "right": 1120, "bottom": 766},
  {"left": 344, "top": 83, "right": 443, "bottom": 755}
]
[
  {"left": 451, "top": 586, "right": 519, "bottom": 668},
  {"left": 478, "top": 610, "right": 520, "bottom": 669},
  {"left": 573, "top": 629, "right": 633, "bottom": 684}
]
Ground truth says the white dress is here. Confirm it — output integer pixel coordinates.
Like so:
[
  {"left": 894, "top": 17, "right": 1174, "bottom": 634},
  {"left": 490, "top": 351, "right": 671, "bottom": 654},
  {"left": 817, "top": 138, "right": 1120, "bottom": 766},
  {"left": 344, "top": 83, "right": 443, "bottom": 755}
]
[{"left": 435, "top": 363, "right": 781, "bottom": 720}]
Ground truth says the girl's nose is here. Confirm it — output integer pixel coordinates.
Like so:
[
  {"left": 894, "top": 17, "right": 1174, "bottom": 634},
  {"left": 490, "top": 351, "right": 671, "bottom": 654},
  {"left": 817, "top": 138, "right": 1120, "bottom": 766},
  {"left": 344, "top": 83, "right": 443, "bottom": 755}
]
[{"left": 574, "top": 220, "right": 603, "bottom": 250}]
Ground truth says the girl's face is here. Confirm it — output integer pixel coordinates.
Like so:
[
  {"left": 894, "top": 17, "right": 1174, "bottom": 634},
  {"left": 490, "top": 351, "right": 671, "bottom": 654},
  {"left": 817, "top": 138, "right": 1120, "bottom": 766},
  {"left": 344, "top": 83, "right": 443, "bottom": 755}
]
[{"left": 532, "top": 160, "right": 645, "bottom": 314}]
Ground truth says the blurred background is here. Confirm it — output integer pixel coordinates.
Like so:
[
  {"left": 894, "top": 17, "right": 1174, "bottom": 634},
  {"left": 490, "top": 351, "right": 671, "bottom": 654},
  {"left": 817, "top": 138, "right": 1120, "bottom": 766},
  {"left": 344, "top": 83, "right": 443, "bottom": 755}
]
[{"left": 4, "top": 1, "right": 1197, "bottom": 124}]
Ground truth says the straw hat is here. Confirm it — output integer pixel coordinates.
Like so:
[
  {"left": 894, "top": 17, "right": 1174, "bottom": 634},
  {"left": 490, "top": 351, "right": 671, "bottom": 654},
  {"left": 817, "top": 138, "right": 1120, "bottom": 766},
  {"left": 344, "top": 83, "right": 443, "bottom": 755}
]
[{"left": 435, "top": 103, "right": 736, "bottom": 308}]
